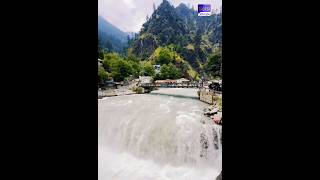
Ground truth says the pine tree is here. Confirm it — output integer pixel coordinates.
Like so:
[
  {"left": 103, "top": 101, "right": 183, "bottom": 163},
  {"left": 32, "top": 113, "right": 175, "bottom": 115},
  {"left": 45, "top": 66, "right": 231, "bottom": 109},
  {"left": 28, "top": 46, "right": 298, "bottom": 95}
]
[
  {"left": 153, "top": 3, "right": 156, "bottom": 12},
  {"left": 127, "top": 35, "right": 131, "bottom": 46}
]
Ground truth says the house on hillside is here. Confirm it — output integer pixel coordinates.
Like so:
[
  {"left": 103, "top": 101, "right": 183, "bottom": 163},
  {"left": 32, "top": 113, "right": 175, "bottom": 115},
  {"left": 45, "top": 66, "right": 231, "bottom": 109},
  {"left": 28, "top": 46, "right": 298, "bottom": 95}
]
[
  {"left": 153, "top": 64, "right": 161, "bottom": 74},
  {"left": 98, "top": 59, "right": 103, "bottom": 68}
]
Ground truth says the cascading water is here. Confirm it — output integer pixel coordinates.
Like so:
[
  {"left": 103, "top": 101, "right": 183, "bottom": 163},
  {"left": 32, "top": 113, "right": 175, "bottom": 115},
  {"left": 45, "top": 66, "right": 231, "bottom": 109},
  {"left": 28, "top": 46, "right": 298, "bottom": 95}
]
[{"left": 98, "top": 88, "right": 222, "bottom": 180}]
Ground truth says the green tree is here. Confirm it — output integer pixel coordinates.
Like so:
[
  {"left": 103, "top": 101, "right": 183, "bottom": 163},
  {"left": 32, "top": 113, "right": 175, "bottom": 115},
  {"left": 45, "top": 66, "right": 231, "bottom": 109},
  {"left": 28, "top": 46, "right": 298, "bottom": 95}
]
[
  {"left": 160, "top": 63, "right": 181, "bottom": 79},
  {"left": 160, "top": 64, "right": 170, "bottom": 79},
  {"left": 205, "top": 51, "right": 222, "bottom": 78},
  {"left": 126, "top": 54, "right": 140, "bottom": 63},
  {"left": 155, "top": 47, "right": 174, "bottom": 65},
  {"left": 154, "top": 73, "right": 161, "bottom": 80},
  {"left": 180, "top": 61, "right": 190, "bottom": 77},
  {"left": 98, "top": 67, "right": 108, "bottom": 83},
  {"left": 102, "top": 52, "right": 136, "bottom": 81},
  {"left": 111, "top": 60, "right": 133, "bottom": 82},
  {"left": 143, "top": 62, "right": 155, "bottom": 77},
  {"left": 125, "top": 54, "right": 142, "bottom": 78},
  {"left": 167, "top": 63, "right": 181, "bottom": 79},
  {"left": 103, "top": 53, "right": 121, "bottom": 72},
  {"left": 98, "top": 42, "right": 104, "bottom": 59},
  {"left": 128, "top": 61, "right": 142, "bottom": 78}
]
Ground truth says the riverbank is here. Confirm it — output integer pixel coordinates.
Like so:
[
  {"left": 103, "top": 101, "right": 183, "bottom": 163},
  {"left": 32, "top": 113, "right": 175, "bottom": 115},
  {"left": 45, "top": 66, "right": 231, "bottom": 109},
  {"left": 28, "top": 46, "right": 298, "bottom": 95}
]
[
  {"left": 203, "top": 99, "right": 222, "bottom": 126},
  {"left": 198, "top": 87, "right": 222, "bottom": 126},
  {"left": 99, "top": 87, "right": 223, "bottom": 126},
  {"left": 98, "top": 88, "right": 136, "bottom": 99},
  {"left": 98, "top": 81, "right": 138, "bottom": 99},
  {"left": 202, "top": 97, "right": 222, "bottom": 180}
]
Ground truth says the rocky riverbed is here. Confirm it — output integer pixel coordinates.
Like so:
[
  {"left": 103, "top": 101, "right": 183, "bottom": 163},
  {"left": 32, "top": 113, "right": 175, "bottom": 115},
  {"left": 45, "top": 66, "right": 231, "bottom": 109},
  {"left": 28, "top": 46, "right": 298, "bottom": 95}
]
[
  {"left": 202, "top": 99, "right": 222, "bottom": 180},
  {"left": 203, "top": 100, "right": 222, "bottom": 125}
]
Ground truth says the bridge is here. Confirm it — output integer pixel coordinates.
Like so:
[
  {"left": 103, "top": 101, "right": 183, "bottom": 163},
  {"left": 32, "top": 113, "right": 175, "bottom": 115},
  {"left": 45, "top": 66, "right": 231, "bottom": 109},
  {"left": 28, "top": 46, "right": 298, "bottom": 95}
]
[{"left": 139, "top": 82, "right": 201, "bottom": 88}]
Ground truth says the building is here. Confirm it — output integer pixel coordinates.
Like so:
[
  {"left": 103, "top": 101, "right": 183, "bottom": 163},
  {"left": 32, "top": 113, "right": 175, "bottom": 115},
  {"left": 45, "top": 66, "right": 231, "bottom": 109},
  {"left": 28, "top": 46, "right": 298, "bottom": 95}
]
[
  {"left": 176, "top": 78, "right": 190, "bottom": 83},
  {"left": 153, "top": 64, "right": 161, "bottom": 70},
  {"left": 155, "top": 79, "right": 177, "bottom": 84},
  {"left": 153, "top": 64, "right": 161, "bottom": 74},
  {"left": 98, "top": 59, "right": 103, "bottom": 68}
]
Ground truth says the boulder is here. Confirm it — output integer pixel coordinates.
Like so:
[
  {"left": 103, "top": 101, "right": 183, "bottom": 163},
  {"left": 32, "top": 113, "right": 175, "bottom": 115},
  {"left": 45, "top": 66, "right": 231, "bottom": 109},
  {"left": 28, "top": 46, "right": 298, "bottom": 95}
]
[
  {"left": 204, "top": 106, "right": 219, "bottom": 116},
  {"left": 212, "top": 107, "right": 219, "bottom": 114},
  {"left": 213, "top": 112, "right": 222, "bottom": 125}
]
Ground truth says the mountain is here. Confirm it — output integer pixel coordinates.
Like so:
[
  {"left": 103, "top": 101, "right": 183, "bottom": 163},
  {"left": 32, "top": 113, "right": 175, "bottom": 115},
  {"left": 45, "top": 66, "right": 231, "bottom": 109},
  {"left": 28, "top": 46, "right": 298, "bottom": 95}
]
[
  {"left": 130, "top": 0, "right": 188, "bottom": 59},
  {"left": 175, "top": 3, "right": 197, "bottom": 32},
  {"left": 98, "top": 16, "right": 128, "bottom": 53},
  {"left": 129, "top": 0, "right": 222, "bottom": 71}
]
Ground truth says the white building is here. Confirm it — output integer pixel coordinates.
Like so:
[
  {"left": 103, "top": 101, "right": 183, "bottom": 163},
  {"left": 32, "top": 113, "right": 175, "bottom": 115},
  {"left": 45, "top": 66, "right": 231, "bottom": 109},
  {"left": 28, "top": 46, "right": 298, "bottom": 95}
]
[
  {"left": 98, "top": 59, "right": 103, "bottom": 68},
  {"left": 153, "top": 64, "right": 161, "bottom": 74}
]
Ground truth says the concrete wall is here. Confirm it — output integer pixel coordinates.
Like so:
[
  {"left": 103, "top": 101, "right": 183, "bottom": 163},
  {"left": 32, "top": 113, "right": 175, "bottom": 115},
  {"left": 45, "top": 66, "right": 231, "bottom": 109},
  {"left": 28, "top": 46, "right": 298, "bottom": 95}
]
[{"left": 199, "top": 89, "right": 215, "bottom": 104}]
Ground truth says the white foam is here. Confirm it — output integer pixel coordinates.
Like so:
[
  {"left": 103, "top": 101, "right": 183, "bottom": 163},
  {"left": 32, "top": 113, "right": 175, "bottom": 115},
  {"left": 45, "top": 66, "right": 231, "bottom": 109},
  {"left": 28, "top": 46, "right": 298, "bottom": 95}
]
[
  {"left": 99, "top": 90, "right": 221, "bottom": 180},
  {"left": 99, "top": 146, "right": 220, "bottom": 180}
]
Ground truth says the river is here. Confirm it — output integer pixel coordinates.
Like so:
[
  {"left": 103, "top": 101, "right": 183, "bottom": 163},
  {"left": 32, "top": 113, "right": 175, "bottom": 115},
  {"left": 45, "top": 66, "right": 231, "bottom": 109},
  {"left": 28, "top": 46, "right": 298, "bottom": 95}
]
[{"left": 98, "top": 88, "right": 222, "bottom": 180}]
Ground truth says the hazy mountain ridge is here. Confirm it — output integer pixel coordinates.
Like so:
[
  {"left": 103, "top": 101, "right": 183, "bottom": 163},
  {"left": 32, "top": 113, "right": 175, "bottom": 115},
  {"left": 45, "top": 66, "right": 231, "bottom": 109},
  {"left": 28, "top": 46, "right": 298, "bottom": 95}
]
[{"left": 98, "top": 16, "right": 129, "bottom": 53}]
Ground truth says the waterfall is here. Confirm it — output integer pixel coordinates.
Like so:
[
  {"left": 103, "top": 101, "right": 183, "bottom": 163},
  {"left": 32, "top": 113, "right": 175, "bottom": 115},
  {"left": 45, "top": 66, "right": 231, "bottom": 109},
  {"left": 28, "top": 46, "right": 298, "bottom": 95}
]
[{"left": 99, "top": 89, "right": 221, "bottom": 180}]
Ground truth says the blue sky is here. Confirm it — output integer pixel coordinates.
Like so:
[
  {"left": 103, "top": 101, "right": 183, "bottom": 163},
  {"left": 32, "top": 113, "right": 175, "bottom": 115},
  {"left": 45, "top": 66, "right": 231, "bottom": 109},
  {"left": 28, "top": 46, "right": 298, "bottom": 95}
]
[{"left": 98, "top": 0, "right": 222, "bottom": 33}]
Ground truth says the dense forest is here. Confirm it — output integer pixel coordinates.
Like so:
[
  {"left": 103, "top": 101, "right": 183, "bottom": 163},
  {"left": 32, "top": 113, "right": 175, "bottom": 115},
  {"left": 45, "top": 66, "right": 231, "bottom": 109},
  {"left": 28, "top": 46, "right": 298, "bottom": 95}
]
[{"left": 98, "top": 0, "right": 222, "bottom": 83}]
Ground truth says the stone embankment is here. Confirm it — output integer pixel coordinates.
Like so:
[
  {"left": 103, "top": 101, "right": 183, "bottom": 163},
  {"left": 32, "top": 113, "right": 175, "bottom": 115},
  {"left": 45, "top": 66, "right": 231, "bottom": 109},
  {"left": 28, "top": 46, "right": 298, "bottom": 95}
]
[{"left": 199, "top": 88, "right": 217, "bottom": 104}]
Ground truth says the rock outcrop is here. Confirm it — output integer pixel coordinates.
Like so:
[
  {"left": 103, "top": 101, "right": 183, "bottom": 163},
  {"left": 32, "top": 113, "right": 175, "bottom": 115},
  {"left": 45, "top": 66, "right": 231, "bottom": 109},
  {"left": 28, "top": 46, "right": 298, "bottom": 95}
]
[
  {"left": 213, "top": 112, "right": 222, "bottom": 125},
  {"left": 203, "top": 103, "right": 222, "bottom": 125},
  {"left": 204, "top": 106, "right": 219, "bottom": 116}
]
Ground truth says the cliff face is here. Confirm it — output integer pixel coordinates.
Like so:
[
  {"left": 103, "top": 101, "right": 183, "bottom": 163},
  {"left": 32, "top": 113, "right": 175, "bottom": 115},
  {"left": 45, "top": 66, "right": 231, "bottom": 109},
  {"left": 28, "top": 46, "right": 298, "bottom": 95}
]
[{"left": 131, "top": 33, "right": 158, "bottom": 59}]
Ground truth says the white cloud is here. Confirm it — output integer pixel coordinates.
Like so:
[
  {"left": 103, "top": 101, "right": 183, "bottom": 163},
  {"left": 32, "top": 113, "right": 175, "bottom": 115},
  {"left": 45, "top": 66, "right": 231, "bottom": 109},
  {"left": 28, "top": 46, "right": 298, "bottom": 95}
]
[{"left": 122, "top": 0, "right": 136, "bottom": 9}]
